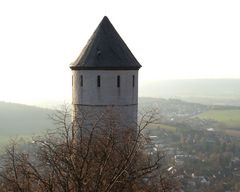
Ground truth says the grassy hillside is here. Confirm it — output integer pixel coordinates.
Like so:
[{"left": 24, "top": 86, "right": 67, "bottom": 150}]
[
  {"left": 0, "top": 102, "right": 55, "bottom": 145},
  {"left": 196, "top": 109, "right": 240, "bottom": 128}
]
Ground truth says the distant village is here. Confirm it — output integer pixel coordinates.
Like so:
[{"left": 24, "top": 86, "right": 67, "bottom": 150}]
[{"left": 141, "top": 98, "right": 240, "bottom": 191}]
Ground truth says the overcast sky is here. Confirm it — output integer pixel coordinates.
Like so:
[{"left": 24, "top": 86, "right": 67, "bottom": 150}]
[{"left": 0, "top": 0, "right": 240, "bottom": 105}]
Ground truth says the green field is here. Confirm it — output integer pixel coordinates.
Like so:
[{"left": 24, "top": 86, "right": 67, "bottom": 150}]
[
  {"left": 196, "top": 109, "right": 240, "bottom": 128},
  {"left": 0, "top": 135, "right": 32, "bottom": 148},
  {"left": 0, "top": 136, "right": 11, "bottom": 146},
  {"left": 146, "top": 123, "right": 177, "bottom": 132}
]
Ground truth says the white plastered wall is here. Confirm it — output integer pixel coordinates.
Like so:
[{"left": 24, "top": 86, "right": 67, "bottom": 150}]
[
  {"left": 72, "top": 70, "right": 138, "bottom": 105},
  {"left": 72, "top": 70, "right": 139, "bottom": 128}
]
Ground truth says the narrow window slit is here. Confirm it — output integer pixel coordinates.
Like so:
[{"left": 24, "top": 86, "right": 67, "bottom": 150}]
[
  {"left": 117, "top": 75, "right": 120, "bottom": 87},
  {"left": 97, "top": 75, "right": 101, "bottom": 87},
  {"left": 80, "top": 75, "right": 83, "bottom": 87},
  {"left": 132, "top": 75, "right": 135, "bottom": 87}
]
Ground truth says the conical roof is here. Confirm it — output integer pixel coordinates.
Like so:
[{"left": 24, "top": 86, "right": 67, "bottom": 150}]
[{"left": 70, "top": 16, "right": 141, "bottom": 70}]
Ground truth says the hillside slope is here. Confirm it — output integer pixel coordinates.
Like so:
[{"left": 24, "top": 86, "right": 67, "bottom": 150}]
[{"left": 0, "top": 102, "right": 54, "bottom": 137}]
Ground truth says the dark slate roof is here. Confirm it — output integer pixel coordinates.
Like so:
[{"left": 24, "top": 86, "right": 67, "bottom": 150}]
[{"left": 70, "top": 16, "right": 141, "bottom": 70}]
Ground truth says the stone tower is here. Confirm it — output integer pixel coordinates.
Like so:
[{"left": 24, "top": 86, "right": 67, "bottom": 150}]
[{"left": 70, "top": 16, "right": 141, "bottom": 129}]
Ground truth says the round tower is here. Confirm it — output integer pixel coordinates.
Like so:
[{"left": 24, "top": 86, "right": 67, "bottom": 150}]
[{"left": 70, "top": 16, "right": 141, "bottom": 129}]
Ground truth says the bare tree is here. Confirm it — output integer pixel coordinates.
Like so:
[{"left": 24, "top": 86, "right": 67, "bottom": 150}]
[{"left": 0, "top": 106, "right": 178, "bottom": 192}]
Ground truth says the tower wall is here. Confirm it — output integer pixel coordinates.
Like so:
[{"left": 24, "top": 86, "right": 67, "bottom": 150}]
[
  {"left": 72, "top": 70, "right": 138, "bottom": 127},
  {"left": 72, "top": 70, "right": 138, "bottom": 105},
  {"left": 70, "top": 16, "right": 141, "bottom": 133},
  {"left": 73, "top": 105, "right": 137, "bottom": 129}
]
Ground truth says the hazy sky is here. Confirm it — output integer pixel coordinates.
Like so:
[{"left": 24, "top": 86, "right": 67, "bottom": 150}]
[{"left": 0, "top": 0, "right": 240, "bottom": 105}]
